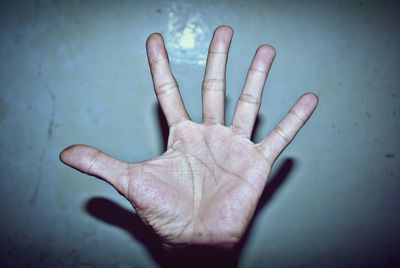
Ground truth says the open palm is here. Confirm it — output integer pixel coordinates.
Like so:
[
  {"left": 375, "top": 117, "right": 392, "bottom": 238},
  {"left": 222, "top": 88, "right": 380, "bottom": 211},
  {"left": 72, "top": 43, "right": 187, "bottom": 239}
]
[{"left": 60, "top": 26, "right": 318, "bottom": 248}]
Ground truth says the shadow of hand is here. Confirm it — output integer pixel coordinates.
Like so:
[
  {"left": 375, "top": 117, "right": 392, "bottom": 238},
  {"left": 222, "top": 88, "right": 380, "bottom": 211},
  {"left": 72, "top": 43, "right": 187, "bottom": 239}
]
[{"left": 85, "top": 198, "right": 167, "bottom": 265}]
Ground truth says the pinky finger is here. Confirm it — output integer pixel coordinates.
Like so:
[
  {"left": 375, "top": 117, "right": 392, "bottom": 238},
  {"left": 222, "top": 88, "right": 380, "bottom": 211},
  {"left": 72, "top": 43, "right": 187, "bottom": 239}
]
[{"left": 258, "top": 93, "right": 319, "bottom": 164}]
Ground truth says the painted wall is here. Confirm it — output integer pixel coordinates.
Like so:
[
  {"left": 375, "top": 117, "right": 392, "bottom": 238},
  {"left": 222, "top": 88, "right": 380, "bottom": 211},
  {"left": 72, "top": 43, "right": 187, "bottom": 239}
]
[{"left": 1, "top": 0, "right": 399, "bottom": 267}]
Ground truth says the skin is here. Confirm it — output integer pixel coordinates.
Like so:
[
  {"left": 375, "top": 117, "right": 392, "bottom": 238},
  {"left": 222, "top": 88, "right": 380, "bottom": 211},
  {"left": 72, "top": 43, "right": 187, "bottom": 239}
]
[{"left": 60, "top": 25, "right": 318, "bottom": 249}]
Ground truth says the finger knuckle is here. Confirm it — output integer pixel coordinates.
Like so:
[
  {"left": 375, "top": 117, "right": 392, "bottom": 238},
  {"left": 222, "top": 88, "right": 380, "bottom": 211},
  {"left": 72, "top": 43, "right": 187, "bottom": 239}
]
[
  {"left": 87, "top": 150, "right": 101, "bottom": 175},
  {"left": 231, "top": 124, "right": 249, "bottom": 137},
  {"left": 239, "top": 92, "right": 260, "bottom": 104},
  {"left": 273, "top": 126, "right": 291, "bottom": 142},
  {"left": 289, "top": 110, "right": 306, "bottom": 123},
  {"left": 156, "top": 80, "right": 178, "bottom": 96},
  {"left": 202, "top": 78, "right": 225, "bottom": 92}
]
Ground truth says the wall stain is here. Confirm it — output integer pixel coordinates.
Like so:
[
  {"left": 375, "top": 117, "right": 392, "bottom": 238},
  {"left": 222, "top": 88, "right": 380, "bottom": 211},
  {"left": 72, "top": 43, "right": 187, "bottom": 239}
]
[
  {"left": 30, "top": 84, "right": 56, "bottom": 204},
  {"left": 13, "top": 33, "right": 21, "bottom": 46},
  {"left": 46, "top": 84, "right": 56, "bottom": 140},
  {"left": 0, "top": 98, "right": 5, "bottom": 122},
  {"left": 30, "top": 148, "right": 45, "bottom": 204},
  {"left": 37, "top": 61, "right": 42, "bottom": 78}
]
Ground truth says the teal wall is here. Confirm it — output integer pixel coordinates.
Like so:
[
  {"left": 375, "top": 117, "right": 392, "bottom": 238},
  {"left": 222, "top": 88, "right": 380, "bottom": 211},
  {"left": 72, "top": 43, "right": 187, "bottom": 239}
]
[{"left": 1, "top": 0, "right": 399, "bottom": 267}]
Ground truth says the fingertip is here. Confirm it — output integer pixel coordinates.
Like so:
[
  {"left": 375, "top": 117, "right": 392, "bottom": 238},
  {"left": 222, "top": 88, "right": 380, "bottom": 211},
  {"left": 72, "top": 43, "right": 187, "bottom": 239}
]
[
  {"left": 292, "top": 92, "right": 319, "bottom": 120},
  {"left": 59, "top": 144, "right": 94, "bottom": 169},
  {"left": 59, "top": 144, "right": 77, "bottom": 164},
  {"left": 256, "top": 44, "right": 276, "bottom": 61},
  {"left": 258, "top": 44, "right": 276, "bottom": 55},
  {"left": 215, "top": 25, "right": 234, "bottom": 36},
  {"left": 146, "top": 32, "right": 163, "bottom": 47},
  {"left": 146, "top": 33, "right": 167, "bottom": 61},
  {"left": 302, "top": 92, "right": 319, "bottom": 108},
  {"left": 210, "top": 25, "right": 234, "bottom": 53},
  {"left": 250, "top": 44, "right": 276, "bottom": 72}
]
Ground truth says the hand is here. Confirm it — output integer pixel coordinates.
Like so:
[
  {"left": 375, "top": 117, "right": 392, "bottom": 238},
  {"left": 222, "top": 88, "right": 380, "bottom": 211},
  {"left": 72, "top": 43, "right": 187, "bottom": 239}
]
[{"left": 60, "top": 25, "right": 318, "bottom": 248}]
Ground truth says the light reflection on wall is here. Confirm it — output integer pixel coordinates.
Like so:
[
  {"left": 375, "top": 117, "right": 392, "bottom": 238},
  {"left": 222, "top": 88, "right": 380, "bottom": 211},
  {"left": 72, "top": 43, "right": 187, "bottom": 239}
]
[{"left": 165, "top": 2, "right": 210, "bottom": 65}]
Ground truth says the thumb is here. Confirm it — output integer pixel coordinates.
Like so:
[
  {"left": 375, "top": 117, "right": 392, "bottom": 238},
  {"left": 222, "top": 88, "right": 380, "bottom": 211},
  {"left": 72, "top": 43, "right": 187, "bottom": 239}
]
[{"left": 60, "top": 144, "right": 130, "bottom": 196}]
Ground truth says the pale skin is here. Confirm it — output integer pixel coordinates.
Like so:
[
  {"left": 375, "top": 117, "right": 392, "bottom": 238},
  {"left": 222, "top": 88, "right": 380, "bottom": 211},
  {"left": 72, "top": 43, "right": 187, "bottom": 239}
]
[{"left": 60, "top": 25, "right": 318, "bottom": 249}]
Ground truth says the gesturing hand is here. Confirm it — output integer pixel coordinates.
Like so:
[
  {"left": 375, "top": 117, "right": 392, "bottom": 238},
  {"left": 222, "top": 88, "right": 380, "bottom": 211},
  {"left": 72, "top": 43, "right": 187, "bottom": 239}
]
[{"left": 60, "top": 25, "right": 318, "bottom": 248}]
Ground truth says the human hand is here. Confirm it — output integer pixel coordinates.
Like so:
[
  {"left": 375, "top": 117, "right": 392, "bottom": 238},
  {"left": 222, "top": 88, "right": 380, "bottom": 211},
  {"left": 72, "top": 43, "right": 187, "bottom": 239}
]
[{"left": 60, "top": 25, "right": 318, "bottom": 248}]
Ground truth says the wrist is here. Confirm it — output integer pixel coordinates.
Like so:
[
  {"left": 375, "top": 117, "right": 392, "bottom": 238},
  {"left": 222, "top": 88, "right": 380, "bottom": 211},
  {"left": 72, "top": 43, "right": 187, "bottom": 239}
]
[{"left": 162, "top": 243, "right": 239, "bottom": 268}]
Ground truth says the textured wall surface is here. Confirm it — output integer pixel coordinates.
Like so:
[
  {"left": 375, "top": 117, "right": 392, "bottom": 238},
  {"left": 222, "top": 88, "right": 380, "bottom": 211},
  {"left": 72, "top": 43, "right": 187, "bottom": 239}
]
[{"left": 1, "top": 0, "right": 399, "bottom": 267}]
